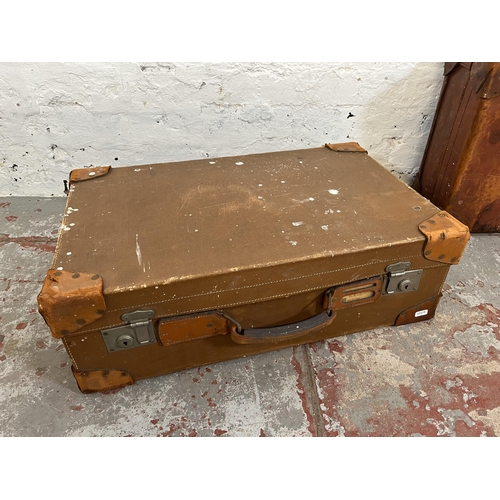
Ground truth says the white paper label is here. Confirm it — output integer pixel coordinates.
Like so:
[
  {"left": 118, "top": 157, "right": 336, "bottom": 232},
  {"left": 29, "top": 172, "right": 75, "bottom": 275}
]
[{"left": 415, "top": 309, "right": 429, "bottom": 318}]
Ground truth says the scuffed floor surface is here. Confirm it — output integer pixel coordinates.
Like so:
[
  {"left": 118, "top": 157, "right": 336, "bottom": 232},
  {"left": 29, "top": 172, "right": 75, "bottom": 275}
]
[{"left": 1, "top": 197, "right": 499, "bottom": 436}]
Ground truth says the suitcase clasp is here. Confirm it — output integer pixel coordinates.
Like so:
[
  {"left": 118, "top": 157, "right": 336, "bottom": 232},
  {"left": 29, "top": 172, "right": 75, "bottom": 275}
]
[
  {"left": 383, "top": 262, "right": 422, "bottom": 295},
  {"left": 101, "top": 309, "right": 156, "bottom": 352}
]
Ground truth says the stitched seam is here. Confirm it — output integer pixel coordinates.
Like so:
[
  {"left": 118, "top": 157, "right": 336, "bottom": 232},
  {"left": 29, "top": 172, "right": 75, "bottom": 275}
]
[
  {"left": 160, "top": 332, "right": 226, "bottom": 346},
  {"left": 438, "top": 267, "right": 450, "bottom": 295},
  {"left": 73, "top": 264, "right": 447, "bottom": 335},
  {"left": 77, "top": 282, "right": 359, "bottom": 334},
  {"left": 160, "top": 313, "right": 225, "bottom": 323},
  {"left": 104, "top": 259, "right": 443, "bottom": 314},
  {"left": 159, "top": 313, "right": 227, "bottom": 345},
  {"left": 63, "top": 339, "right": 78, "bottom": 370}
]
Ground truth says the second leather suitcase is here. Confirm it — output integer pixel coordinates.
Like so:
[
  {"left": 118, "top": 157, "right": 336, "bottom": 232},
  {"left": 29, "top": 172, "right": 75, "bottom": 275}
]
[
  {"left": 414, "top": 62, "right": 500, "bottom": 232},
  {"left": 38, "top": 143, "right": 470, "bottom": 393}
]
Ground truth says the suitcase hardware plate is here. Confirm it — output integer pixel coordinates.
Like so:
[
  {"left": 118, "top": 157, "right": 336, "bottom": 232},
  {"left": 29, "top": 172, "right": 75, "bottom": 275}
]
[
  {"left": 101, "top": 310, "right": 156, "bottom": 352},
  {"left": 383, "top": 262, "right": 422, "bottom": 295}
]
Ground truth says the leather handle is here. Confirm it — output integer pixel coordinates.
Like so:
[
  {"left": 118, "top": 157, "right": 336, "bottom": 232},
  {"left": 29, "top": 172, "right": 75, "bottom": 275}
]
[
  {"left": 230, "top": 309, "right": 336, "bottom": 345},
  {"left": 229, "top": 278, "right": 383, "bottom": 345}
]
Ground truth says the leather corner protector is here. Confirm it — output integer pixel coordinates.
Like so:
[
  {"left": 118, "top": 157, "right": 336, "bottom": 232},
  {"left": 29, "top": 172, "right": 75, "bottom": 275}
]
[
  {"left": 418, "top": 211, "right": 470, "bottom": 265},
  {"left": 37, "top": 269, "right": 106, "bottom": 338},
  {"left": 395, "top": 295, "right": 442, "bottom": 326},
  {"left": 72, "top": 366, "right": 134, "bottom": 394},
  {"left": 69, "top": 166, "right": 111, "bottom": 184},
  {"left": 325, "top": 142, "right": 367, "bottom": 153}
]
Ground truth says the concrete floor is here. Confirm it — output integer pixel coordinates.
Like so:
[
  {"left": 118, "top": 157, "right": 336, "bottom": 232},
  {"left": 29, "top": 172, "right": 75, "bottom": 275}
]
[{"left": 1, "top": 196, "right": 500, "bottom": 437}]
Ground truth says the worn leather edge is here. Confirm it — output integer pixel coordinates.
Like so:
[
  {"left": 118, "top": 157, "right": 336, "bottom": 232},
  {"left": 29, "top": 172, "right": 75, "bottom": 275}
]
[
  {"left": 418, "top": 211, "right": 470, "bottom": 265},
  {"left": 71, "top": 366, "right": 134, "bottom": 394},
  {"left": 443, "top": 62, "right": 473, "bottom": 76},
  {"left": 413, "top": 65, "right": 453, "bottom": 193},
  {"left": 69, "top": 166, "right": 111, "bottom": 184},
  {"left": 470, "top": 62, "right": 500, "bottom": 100},
  {"left": 37, "top": 269, "right": 106, "bottom": 338},
  {"left": 324, "top": 142, "right": 367, "bottom": 153},
  {"left": 443, "top": 62, "right": 459, "bottom": 76},
  {"left": 394, "top": 295, "right": 442, "bottom": 326}
]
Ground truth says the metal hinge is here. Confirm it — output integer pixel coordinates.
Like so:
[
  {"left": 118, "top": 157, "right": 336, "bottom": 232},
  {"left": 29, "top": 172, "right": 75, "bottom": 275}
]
[
  {"left": 101, "top": 310, "right": 156, "bottom": 352},
  {"left": 383, "top": 262, "right": 422, "bottom": 295}
]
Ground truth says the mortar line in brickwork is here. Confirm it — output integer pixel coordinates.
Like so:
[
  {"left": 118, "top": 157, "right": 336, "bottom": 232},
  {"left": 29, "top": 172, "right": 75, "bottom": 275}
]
[{"left": 300, "top": 344, "right": 327, "bottom": 437}]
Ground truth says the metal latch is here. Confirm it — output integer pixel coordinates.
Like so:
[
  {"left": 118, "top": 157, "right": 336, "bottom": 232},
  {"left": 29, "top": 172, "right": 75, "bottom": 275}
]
[
  {"left": 101, "top": 310, "right": 156, "bottom": 352},
  {"left": 383, "top": 261, "right": 422, "bottom": 295}
]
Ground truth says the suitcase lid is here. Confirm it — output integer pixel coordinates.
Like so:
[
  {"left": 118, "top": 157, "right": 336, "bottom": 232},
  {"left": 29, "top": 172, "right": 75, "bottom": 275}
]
[{"left": 52, "top": 144, "right": 439, "bottom": 294}]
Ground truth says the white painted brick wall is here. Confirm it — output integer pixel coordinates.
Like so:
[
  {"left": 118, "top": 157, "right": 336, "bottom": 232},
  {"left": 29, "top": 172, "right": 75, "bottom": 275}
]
[{"left": 0, "top": 62, "right": 443, "bottom": 197}]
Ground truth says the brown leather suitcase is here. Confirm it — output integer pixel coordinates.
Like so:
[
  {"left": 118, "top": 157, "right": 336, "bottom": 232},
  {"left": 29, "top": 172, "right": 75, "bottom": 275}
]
[
  {"left": 38, "top": 143, "right": 470, "bottom": 393},
  {"left": 414, "top": 62, "right": 500, "bottom": 232}
]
